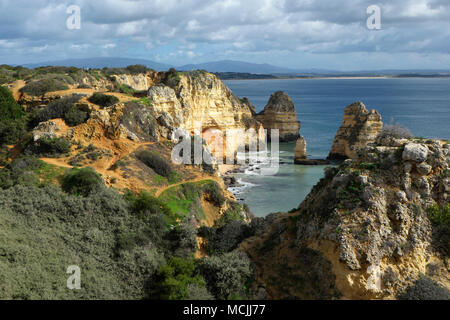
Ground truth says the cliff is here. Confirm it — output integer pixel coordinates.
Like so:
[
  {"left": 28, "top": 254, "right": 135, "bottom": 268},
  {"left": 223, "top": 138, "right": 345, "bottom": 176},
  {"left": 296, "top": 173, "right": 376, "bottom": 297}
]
[
  {"left": 148, "top": 70, "right": 265, "bottom": 159},
  {"left": 242, "top": 137, "right": 450, "bottom": 299},
  {"left": 328, "top": 102, "right": 383, "bottom": 160},
  {"left": 255, "top": 91, "right": 300, "bottom": 142}
]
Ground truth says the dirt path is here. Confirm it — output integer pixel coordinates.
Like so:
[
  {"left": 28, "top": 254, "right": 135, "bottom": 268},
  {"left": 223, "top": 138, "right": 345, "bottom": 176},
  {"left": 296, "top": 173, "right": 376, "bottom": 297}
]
[
  {"left": 9, "top": 80, "right": 25, "bottom": 100},
  {"left": 155, "top": 176, "right": 221, "bottom": 198}
]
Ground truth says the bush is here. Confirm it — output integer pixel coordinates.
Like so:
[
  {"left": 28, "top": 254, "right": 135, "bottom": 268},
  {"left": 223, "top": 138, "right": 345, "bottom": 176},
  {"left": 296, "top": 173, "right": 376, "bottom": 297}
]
[
  {"left": 88, "top": 93, "right": 119, "bottom": 107},
  {"left": 32, "top": 94, "right": 87, "bottom": 127},
  {"left": 0, "top": 86, "right": 26, "bottom": 146},
  {"left": 202, "top": 182, "right": 226, "bottom": 206},
  {"left": 399, "top": 276, "right": 450, "bottom": 300},
  {"left": 197, "top": 251, "right": 252, "bottom": 300},
  {"left": 0, "top": 184, "right": 164, "bottom": 299},
  {"left": 126, "top": 65, "right": 149, "bottom": 74},
  {"left": 378, "top": 119, "right": 413, "bottom": 140},
  {"left": 61, "top": 167, "right": 104, "bottom": 196},
  {"left": 137, "top": 150, "right": 173, "bottom": 178},
  {"left": 64, "top": 107, "right": 88, "bottom": 126},
  {"left": 149, "top": 256, "right": 208, "bottom": 300},
  {"left": 27, "top": 137, "right": 71, "bottom": 156},
  {"left": 427, "top": 204, "right": 450, "bottom": 257},
  {"left": 20, "top": 77, "right": 69, "bottom": 96},
  {"left": 0, "top": 156, "right": 44, "bottom": 189}
]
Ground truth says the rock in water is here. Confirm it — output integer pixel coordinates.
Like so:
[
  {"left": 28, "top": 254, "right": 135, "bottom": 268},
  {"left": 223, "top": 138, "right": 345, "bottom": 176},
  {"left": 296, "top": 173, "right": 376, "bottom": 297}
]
[
  {"left": 294, "top": 136, "right": 307, "bottom": 160},
  {"left": 255, "top": 91, "right": 300, "bottom": 142},
  {"left": 328, "top": 101, "right": 383, "bottom": 160}
]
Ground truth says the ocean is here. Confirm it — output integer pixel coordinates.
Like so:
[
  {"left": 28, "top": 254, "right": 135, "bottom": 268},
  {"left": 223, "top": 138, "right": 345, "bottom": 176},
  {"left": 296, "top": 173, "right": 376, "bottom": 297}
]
[{"left": 224, "top": 78, "right": 450, "bottom": 217}]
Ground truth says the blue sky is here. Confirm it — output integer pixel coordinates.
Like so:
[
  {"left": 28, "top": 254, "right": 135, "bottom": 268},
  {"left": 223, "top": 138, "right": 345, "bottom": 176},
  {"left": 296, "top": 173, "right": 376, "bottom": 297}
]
[{"left": 1, "top": 0, "right": 450, "bottom": 70}]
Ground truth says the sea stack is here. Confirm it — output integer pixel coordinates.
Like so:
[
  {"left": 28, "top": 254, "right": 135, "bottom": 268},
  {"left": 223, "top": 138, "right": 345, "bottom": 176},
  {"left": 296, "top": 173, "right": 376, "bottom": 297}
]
[
  {"left": 294, "top": 136, "right": 307, "bottom": 160},
  {"left": 255, "top": 91, "right": 300, "bottom": 142},
  {"left": 328, "top": 101, "right": 383, "bottom": 160}
]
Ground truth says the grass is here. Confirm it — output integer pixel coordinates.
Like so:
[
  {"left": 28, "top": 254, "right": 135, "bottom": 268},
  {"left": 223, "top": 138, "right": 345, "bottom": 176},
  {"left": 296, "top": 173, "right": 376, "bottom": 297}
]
[
  {"left": 133, "top": 97, "right": 153, "bottom": 107},
  {"left": 158, "top": 180, "right": 212, "bottom": 222},
  {"left": 34, "top": 162, "right": 67, "bottom": 186}
]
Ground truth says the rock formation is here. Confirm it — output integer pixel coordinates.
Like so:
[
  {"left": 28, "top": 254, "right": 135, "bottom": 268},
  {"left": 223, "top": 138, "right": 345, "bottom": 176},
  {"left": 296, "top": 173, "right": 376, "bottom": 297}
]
[
  {"left": 242, "top": 137, "right": 450, "bottom": 299},
  {"left": 294, "top": 136, "right": 329, "bottom": 165},
  {"left": 255, "top": 91, "right": 300, "bottom": 142},
  {"left": 328, "top": 101, "right": 383, "bottom": 160},
  {"left": 148, "top": 70, "right": 265, "bottom": 160},
  {"left": 294, "top": 136, "right": 307, "bottom": 160}
]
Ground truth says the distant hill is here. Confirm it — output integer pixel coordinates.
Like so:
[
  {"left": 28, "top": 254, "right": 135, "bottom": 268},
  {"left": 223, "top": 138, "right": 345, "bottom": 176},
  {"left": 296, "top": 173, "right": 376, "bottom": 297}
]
[
  {"left": 18, "top": 57, "right": 450, "bottom": 77},
  {"left": 22, "top": 57, "right": 172, "bottom": 71},
  {"left": 179, "top": 60, "right": 301, "bottom": 74}
]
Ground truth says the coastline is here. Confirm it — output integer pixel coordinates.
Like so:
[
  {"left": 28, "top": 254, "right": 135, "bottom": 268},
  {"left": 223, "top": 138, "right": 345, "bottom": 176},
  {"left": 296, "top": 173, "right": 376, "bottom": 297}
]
[{"left": 223, "top": 75, "right": 450, "bottom": 81}]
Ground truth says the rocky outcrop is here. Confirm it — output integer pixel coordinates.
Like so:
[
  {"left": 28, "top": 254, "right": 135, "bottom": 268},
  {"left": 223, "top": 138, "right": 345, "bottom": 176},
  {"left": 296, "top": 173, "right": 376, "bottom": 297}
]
[
  {"left": 255, "top": 91, "right": 300, "bottom": 142},
  {"left": 148, "top": 71, "right": 265, "bottom": 159},
  {"left": 294, "top": 136, "right": 307, "bottom": 160},
  {"left": 294, "top": 136, "right": 329, "bottom": 165},
  {"left": 328, "top": 102, "right": 383, "bottom": 160},
  {"left": 242, "top": 137, "right": 450, "bottom": 299}
]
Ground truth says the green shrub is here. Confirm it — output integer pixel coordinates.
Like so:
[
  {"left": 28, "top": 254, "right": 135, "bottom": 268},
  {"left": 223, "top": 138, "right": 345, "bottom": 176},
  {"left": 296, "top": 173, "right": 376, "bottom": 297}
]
[
  {"left": 0, "top": 184, "right": 164, "bottom": 299},
  {"left": 126, "top": 65, "right": 149, "bottom": 74},
  {"left": 20, "top": 77, "right": 69, "bottom": 96},
  {"left": 197, "top": 251, "right": 252, "bottom": 300},
  {"left": 61, "top": 167, "right": 104, "bottom": 196},
  {"left": 27, "top": 137, "right": 71, "bottom": 157},
  {"left": 137, "top": 150, "right": 173, "bottom": 178},
  {"left": 64, "top": 107, "right": 88, "bottom": 126},
  {"left": 202, "top": 182, "right": 226, "bottom": 206},
  {"left": 148, "top": 256, "right": 208, "bottom": 300},
  {"left": 117, "top": 83, "right": 135, "bottom": 94},
  {"left": 0, "top": 156, "right": 44, "bottom": 189},
  {"left": 427, "top": 204, "right": 450, "bottom": 257},
  {"left": 0, "top": 86, "right": 26, "bottom": 146},
  {"left": 88, "top": 93, "right": 119, "bottom": 107},
  {"left": 398, "top": 276, "right": 450, "bottom": 300},
  {"left": 427, "top": 204, "right": 450, "bottom": 227},
  {"left": 32, "top": 94, "right": 87, "bottom": 127}
]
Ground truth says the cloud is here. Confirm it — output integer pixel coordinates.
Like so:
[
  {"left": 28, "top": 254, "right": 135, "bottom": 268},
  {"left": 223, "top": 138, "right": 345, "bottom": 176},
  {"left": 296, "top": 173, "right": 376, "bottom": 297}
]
[{"left": 0, "top": 0, "right": 449, "bottom": 69}]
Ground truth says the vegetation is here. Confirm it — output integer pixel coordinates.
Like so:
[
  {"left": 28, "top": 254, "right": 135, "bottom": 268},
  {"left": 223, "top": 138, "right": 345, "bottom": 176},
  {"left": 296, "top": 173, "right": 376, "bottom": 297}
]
[
  {"left": 61, "top": 167, "right": 104, "bottom": 196},
  {"left": 202, "top": 181, "right": 226, "bottom": 206},
  {"left": 87, "top": 93, "right": 119, "bottom": 108},
  {"left": 117, "top": 83, "right": 135, "bottom": 95},
  {"left": 20, "top": 76, "right": 70, "bottom": 96},
  {"left": 148, "top": 256, "right": 207, "bottom": 300},
  {"left": 26, "top": 137, "right": 71, "bottom": 157},
  {"left": 158, "top": 182, "right": 206, "bottom": 225},
  {"left": 31, "top": 94, "right": 88, "bottom": 127},
  {"left": 197, "top": 251, "right": 252, "bottom": 300},
  {"left": 0, "top": 86, "right": 26, "bottom": 146},
  {"left": 399, "top": 276, "right": 450, "bottom": 300},
  {"left": 427, "top": 204, "right": 450, "bottom": 257},
  {"left": 0, "top": 184, "right": 165, "bottom": 299},
  {"left": 378, "top": 118, "right": 413, "bottom": 140},
  {"left": 137, "top": 150, "right": 173, "bottom": 178}
]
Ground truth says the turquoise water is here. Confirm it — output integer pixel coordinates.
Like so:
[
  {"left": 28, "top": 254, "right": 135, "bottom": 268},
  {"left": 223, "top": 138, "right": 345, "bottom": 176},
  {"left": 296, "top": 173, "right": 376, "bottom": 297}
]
[{"left": 224, "top": 78, "right": 450, "bottom": 216}]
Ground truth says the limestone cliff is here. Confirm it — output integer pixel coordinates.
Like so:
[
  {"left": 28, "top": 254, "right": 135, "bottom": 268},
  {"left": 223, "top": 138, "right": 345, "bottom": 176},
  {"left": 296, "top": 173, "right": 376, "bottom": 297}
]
[
  {"left": 255, "top": 91, "right": 300, "bottom": 142},
  {"left": 242, "top": 137, "right": 450, "bottom": 299},
  {"left": 328, "top": 101, "right": 383, "bottom": 160},
  {"left": 148, "top": 70, "right": 265, "bottom": 159}
]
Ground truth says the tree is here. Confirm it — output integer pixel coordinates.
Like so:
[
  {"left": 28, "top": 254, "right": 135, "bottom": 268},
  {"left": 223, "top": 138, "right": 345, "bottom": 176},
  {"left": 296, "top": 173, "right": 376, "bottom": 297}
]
[{"left": 0, "top": 86, "right": 26, "bottom": 146}]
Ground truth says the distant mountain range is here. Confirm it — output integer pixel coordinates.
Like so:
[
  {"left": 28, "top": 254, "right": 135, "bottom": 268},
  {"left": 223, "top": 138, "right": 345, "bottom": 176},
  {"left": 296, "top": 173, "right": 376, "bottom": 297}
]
[{"left": 20, "top": 57, "right": 450, "bottom": 77}]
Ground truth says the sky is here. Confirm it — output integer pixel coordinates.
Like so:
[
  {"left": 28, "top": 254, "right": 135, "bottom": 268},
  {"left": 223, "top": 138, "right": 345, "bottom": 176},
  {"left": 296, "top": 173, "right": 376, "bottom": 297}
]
[{"left": 0, "top": 0, "right": 450, "bottom": 70}]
